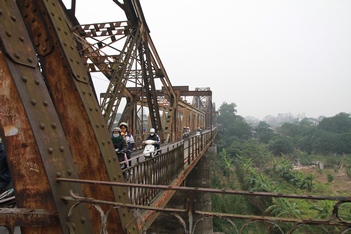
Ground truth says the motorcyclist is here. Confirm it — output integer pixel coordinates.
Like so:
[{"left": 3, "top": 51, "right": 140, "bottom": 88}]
[
  {"left": 182, "top": 126, "right": 190, "bottom": 139},
  {"left": 145, "top": 128, "right": 161, "bottom": 154},
  {"left": 111, "top": 127, "right": 128, "bottom": 164},
  {"left": 119, "top": 122, "right": 134, "bottom": 167}
]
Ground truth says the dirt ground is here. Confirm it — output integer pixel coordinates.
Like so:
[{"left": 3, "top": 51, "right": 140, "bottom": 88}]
[{"left": 294, "top": 166, "right": 351, "bottom": 195}]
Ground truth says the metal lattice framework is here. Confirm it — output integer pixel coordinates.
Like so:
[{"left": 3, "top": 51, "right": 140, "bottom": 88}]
[{"left": 2, "top": 1, "right": 348, "bottom": 234}]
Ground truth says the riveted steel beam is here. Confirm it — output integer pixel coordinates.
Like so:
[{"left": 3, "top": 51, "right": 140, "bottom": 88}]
[
  {"left": 15, "top": 0, "right": 139, "bottom": 233},
  {"left": 0, "top": 1, "right": 93, "bottom": 232}
]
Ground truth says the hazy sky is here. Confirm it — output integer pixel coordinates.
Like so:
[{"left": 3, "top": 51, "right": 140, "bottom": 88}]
[{"left": 64, "top": 0, "right": 351, "bottom": 120}]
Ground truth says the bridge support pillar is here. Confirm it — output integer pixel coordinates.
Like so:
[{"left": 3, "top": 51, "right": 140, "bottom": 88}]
[
  {"left": 187, "top": 152, "right": 213, "bottom": 234},
  {"left": 147, "top": 153, "right": 213, "bottom": 233},
  {"left": 208, "top": 143, "right": 217, "bottom": 154}
]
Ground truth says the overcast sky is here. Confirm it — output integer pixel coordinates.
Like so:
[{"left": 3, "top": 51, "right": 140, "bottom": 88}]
[{"left": 64, "top": 0, "right": 351, "bottom": 120}]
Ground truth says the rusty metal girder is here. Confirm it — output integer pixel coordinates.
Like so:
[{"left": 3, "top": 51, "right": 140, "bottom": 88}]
[
  {"left": 0, "top": 208, "right": 57, "bottom": 227},
  {"left": 0, "top": 1, "right": 93, "bottom": 232},
  {"left": 70, "top": 0, "right": 178, "bottom": 143},
  {"left": 13, "top": 0, "right": 138, "bottom": 233},
  {"left": 76, "top": 21, "right": 143, "bottom": 130}
]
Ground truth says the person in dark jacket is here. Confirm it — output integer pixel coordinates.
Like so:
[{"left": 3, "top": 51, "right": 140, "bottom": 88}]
[
  {"left": 145, "top": 128, "right": 161, "bottom": 153},
  {"left": 0, "top": 138, "right": 11, "bottom": 193},
  {"left": 111, "top": 127, "right": 128, "bottom": 164}
]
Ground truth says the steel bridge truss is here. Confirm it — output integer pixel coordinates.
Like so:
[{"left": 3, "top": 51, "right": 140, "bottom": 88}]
[{"left": 72, "top": 0, "right": 179, "bottom": 143}]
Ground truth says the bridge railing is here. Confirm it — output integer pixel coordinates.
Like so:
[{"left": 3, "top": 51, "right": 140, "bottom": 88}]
[{"left": 123, "top": 128, "right": 218, "bottom": 206}]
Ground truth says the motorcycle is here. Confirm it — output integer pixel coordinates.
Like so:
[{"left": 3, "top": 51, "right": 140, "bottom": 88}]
[
  {"left": 115, "top": 149, "right": 129, "bottom": 181},
  {"left": 143, "top": 140, "right": 160, "bottom": 159},
  {"left": 182, "top": 131, "right": 190, "bottom": 139}
]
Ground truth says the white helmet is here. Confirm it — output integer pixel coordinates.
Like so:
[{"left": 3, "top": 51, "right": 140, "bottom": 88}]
[
  {"left": 149, "top": 128, "right": 155, "bottom": 133},
  {"left": 119, "top": 122, "right": 128, "bottom": 129}
]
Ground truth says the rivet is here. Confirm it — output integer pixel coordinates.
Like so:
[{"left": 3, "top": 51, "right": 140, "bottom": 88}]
[
  {"left": 82, "top": 91, "right": 85, "bottom": 95},
  {"left": 70, "top": 46, "right": 74, "bottom": 50},
  {"left": 89, "top": 108, "right": 92, "bottom": 111},
  {"left": 114, "top": 176, "right": 117, "bottom": 181},
  {"left": 43, "top": 101, "right": 48, "bottom": 106},
  {"left": 10, "top": 15, "right": 16, "bottom": 22},
  {"left": 34, "top": 79, "right": 40, "bottom": 85},
  {"left": 56, "top": 172, "right": 61, "bottom": 178},
  {"left": 27, "top": 57, "right": 33, "bottom": 63},
  {"left": 58, "top": 17, "right": 62, "bottom": 21},
  {"left": 21, "top": 76, "right": 27, "bottom": 82},
  {"left": 35, "top": 42, "right": 40, "bottom": 47},
  {"left": 63, "top": 42, "right": 67, "bottom": 47},
  {"left": 43, "top": 47, "right": 47, "bottom": 51},
  {"left": 31, "top": 17, "right": 35, "bottom": 23},
  {"left": 19, "top": 37, "right": 24, "bottom": 42},
  {"left": 31, "top": 99, "right": 37, "bottom": 105},
  {"left": 48, "top": 148, "right": 54, "bottom": 154},
  {"left": 14, "top": 53, "right": 20, "bottom": 59},
  {"left": 102, "top": 141, "right": 105, "bottom": 145},
  {"left": 108, "top": 158, "right": 111, "bottom": 162},
  {"left": 95, "top": 124, "right": 99, "bottom": 128},
  {"left": 67, "top": 169, "right": 72, "bottom": 176},
  {"left": 76, "top": 61, "right": 80, "bottom": 65},
  {"left": 0, "top": 10, "right": 2, "bottom": 15},
  {"left": 39, "top": 123, "right": 45, "bottom": 129},
  {"left": 80, "top": 217, "right": 86, "bottom": 224},
  {"left": 6, "top": 31, "right": 12, "bottom": 37},
  {"left": 59, "top": 146, "right": 64, "bottom": 152},
  {"left": 57, "top": 27, "right": 61, "bottom": 31},
  {"left": 23, "top": 13, "right": 28, "bottom": 18},
  {"left": 95, "top": 108, "right": 99, "bottom": 112},
  {"left": 51, "top": 123, "right": 57, "bottom": 129}
]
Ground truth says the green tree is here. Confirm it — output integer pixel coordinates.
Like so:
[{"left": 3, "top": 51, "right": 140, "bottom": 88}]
[
  {"left": 218, "top": 102, "right": 237, "bottom": 129},
  {"left": 228, "top": 116, "right": 252, "bottom": 140},
  {"left": 268, "top": 136, "right": 295, "bottom": 156},
  {"left": 318, "top": 112, "right": 351, "bottom": 134},
  {"left": 255, "top": 121, "right": 276, "bottom": 143}
]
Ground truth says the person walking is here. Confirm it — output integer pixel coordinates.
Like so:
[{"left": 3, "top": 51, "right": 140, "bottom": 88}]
[{"left": 119, "top": 122, "right": 134, "bottom": 167}]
